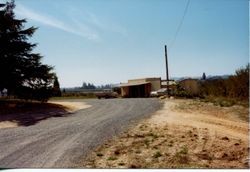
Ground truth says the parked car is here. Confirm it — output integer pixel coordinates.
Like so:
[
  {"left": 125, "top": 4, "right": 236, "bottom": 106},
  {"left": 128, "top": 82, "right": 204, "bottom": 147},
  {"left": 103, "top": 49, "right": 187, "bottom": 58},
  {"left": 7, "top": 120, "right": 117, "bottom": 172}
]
[
  {"left": 150, "top": 88, "right": 168, "bottom": 97},
  {"left": 95, "top": 89, "right": 118, "bottom": 99}
]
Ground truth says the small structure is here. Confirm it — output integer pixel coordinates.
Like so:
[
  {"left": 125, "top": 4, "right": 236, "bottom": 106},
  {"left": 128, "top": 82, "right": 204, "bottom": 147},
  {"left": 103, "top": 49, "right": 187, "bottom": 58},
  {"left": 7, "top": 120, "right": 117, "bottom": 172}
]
[
  {"left": 178, "top": 78, "right": 200, "bottom": 95},
  {"left": 119, "top": 78, "right": 161, "bottom": 98}
]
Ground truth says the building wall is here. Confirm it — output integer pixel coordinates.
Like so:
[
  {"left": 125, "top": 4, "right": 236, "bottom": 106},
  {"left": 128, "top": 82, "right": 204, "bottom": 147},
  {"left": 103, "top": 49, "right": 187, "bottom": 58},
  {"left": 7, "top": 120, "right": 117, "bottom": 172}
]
[
  {"left": 148, "top": 80, "right": 161, "bottom": 91},
  {"left": 121, "top": 84, "right": 151, "bottom": 98},
  {"left": 121, "top": 78, "right": 161, "bottom": 97},
  {"left": 127, "top": 78, "right": 161, "bottom": 92},
  {"left": 179, "top": 79, "right": 200, "bottom": 95},
  {"left": 121, "top": 86, "right": 129, "bottom": 97}
]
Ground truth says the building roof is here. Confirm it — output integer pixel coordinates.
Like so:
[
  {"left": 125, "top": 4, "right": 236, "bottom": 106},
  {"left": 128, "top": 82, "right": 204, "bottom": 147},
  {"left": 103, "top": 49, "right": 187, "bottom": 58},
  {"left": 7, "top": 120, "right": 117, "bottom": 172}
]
[
  {"left": 119, "top": 81, "right": 150, "bottom": 87},
  {"left": 128, "top": 77, "right": 161, "bottom": 82}
]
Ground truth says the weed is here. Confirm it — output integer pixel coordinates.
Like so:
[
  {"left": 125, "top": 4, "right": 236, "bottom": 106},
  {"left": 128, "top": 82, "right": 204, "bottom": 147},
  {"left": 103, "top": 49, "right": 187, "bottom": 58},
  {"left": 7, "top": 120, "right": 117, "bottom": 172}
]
[
  {"left": 118, "top": 162, "right": 125, "bottom": 166},
  {"left": 153, "top": 134, "right": 159, "bottom": 139},
  {"left": 96, "top": 153, "right": 103, "bottom": 157},
  {"left": 135, "top": 150, "right": 141, "bottom": 154},
  {"left": 135, "top": 134, "right": 145, "bottom": 138},
  {"left": 144, "top": 139, "right": 150, "bottom": 146},
  {"left": 171, "top": 145, "right": 190, "bottom": 164},
  {"left": 114, "top": 149, "right": 120, "bottom": 155},
  {"left": 188, "top": 130, "right": 193, "bottom": 137},
  {"left": 107, "top": 156, "right": 117, "bottom": 161},
  {"left": 153, "top": 151, "right": 162, "bottom": 158},
  {"left": 153, "top": 146, "right": 158, "bottom": 149},
  {"left": 179, "top": 145, "right": 188, "bottom": 154},
  {"left": 168, "top": 140, "right": 174, "bottom": 147},
  {"left": 168, "top": 143, "right": 173, "bottom": 147}
]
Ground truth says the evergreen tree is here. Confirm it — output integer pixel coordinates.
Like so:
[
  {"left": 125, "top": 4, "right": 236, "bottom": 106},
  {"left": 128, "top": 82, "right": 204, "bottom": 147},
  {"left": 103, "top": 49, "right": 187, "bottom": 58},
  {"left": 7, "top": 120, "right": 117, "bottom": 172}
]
[
  {"left": 52, "top": 76, "right": 61, "bottom": 97},
  {"left": 202, "top": 72, "right": 206, "bottom": 80},
  {"left": 82, "top": 82, "right": 87, "bottom": 89},
  {"left": 0, "top": 1, "right": 55, "bottom": 101}
]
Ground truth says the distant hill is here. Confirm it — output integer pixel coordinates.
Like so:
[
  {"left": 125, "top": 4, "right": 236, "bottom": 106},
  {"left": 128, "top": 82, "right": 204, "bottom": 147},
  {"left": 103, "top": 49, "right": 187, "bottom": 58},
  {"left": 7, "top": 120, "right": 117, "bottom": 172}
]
[
  {"left": 206, "top": 75, "right": 231, "bottom": 80},
  {"left": 171, "top": 75, "right": 231, "bottom": 81}
]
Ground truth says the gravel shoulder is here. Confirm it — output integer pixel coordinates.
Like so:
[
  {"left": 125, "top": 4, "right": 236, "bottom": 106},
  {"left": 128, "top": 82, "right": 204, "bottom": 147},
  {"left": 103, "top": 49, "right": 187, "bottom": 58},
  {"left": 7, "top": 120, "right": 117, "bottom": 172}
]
[
  {"left": 82, "top": 99, "right": 249, "bottom": 168},
  {"left": 0, "top": 98, "right": 161, "bottom": 168}
]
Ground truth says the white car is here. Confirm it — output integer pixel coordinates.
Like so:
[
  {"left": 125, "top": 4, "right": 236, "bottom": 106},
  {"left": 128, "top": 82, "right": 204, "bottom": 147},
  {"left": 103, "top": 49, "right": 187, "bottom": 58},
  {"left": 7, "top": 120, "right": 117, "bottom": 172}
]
[
  {"left": 150, "top": 88, "right": 168, "bottom": 97},
  {"left": 150, "top": 91, "right": 158, "bottom": 97}
]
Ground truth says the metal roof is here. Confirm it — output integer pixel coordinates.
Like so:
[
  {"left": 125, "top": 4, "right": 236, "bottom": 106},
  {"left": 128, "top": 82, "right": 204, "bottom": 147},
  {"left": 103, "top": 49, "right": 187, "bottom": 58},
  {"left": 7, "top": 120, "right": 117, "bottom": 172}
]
[{"left": 119, "top": 81, "right": 150, "bottom": 87}]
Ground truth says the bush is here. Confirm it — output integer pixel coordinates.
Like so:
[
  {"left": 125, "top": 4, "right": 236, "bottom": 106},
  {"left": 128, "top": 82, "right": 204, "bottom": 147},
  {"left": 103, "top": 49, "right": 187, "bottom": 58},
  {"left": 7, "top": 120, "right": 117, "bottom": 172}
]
[{"left": 200, "top": 64, "right": 249, "bottom": 101}]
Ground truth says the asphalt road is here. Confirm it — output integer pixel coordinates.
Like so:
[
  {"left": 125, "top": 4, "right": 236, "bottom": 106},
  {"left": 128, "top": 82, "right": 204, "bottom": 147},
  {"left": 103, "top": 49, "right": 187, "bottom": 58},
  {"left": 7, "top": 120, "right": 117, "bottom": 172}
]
[{"left": 0, "top": 98, "right": 161, "bottom": 168}]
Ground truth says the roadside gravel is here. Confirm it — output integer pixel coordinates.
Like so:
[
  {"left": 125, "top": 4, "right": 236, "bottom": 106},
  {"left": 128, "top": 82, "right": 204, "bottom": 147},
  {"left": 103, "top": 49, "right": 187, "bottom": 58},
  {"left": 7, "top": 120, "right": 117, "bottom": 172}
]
[{"left": 0, "top": 98, "right": 161, "bottom": 168}]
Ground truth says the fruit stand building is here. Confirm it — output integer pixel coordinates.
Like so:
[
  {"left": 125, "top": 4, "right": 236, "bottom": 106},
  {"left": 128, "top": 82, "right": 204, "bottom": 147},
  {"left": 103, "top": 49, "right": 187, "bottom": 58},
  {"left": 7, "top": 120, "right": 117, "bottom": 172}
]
[{"left": 119, "top": 78, "right": 161, "bottom": 98}]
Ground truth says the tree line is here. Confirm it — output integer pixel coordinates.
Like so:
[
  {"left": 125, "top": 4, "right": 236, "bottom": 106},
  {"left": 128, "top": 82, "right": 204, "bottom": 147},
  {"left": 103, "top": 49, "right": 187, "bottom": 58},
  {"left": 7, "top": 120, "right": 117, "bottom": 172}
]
[
  {"left": 81, "top": 82, "right": 112, "bottom": 90},
  {"left": 0, "top": 1, "right": 61, "bottom": 102},
  {"left": 200, "top": 64, "right": 249, "bottom": 101}
]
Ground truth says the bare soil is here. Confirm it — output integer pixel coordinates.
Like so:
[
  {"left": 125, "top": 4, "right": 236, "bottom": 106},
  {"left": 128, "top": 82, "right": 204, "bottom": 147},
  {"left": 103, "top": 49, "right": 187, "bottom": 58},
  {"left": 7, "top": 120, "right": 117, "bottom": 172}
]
[{"left": 82, "top": 99, "right": 249, "bottom": 168}]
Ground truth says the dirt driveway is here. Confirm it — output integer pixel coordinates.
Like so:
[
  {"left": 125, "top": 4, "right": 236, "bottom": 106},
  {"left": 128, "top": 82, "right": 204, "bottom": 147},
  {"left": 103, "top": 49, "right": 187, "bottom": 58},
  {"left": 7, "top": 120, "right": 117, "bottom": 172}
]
[
  {"left": 0, "top": 98, "right": 161, "bottom": 168},
  {"left": 83, "top": 99, "right": 249, "bottom": 168}
]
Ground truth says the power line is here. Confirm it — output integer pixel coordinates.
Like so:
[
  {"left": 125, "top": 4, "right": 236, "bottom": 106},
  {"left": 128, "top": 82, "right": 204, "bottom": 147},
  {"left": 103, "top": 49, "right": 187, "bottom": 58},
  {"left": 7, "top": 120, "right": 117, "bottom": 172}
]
[{"left": 169, "top": 0, "right": 190, "bottom": 49}]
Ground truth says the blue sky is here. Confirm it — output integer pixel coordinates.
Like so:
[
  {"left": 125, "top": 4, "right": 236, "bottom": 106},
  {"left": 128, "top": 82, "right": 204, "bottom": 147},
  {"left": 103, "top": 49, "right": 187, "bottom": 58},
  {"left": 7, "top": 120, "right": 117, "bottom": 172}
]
[{"left": 12, "top": 0, "right": 249, "bottom": 87}]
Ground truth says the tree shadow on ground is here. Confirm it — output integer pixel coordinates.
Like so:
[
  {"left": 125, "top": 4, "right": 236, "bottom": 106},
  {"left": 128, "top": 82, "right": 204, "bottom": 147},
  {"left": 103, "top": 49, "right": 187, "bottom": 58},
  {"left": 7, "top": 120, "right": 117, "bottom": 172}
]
[{"left": 0, "top": 100, "right": 71, "bottom": 127}]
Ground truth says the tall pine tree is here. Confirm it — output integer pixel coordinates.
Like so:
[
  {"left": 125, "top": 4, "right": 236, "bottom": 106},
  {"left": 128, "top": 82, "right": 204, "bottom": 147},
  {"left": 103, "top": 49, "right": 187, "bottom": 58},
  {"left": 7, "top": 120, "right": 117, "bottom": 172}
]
[
  {"left": 52, "top": 76, "right": 61, "bottom": 97},
  {"left": 0, "top": 1, "right": 56, "bottom": 101}
]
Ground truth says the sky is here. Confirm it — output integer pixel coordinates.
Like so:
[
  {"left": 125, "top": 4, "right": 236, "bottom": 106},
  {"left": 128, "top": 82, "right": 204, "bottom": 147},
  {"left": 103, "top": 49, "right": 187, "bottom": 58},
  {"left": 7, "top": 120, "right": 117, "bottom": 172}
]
[{"left": 10, "top": 0, "right": 249, "bottom": 87}]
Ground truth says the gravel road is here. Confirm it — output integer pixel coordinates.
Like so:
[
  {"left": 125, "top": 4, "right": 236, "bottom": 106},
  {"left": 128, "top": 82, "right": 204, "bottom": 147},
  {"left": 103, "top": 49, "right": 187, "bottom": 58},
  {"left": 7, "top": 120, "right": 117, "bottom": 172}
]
[{"left": 0, "top": 98, "right": 161, "bottom": 168}]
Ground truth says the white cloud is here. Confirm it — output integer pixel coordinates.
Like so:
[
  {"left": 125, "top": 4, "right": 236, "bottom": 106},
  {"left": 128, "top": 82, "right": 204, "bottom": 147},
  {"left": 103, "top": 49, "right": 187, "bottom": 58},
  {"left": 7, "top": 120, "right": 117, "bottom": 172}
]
[
  {"left": 86, "top": 11, "right": 127, "bottom": 36},
  {"left": 15, "top": 4, "right": 100, "bottom": 41},
  {"left": 67, "top": 7, "right": 127, "bottom": 36}
]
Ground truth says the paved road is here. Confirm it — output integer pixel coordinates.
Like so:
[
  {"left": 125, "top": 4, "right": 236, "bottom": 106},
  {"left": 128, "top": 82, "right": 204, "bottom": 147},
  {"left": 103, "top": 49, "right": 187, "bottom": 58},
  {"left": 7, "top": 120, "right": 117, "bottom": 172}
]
[{"left": 0, "top": 98, "right": 161, "bottom": 168}]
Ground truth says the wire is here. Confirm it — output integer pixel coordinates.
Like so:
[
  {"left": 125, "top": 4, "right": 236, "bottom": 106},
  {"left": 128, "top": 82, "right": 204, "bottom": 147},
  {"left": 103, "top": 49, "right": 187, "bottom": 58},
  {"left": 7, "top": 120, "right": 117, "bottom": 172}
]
[{"left": 169, "top": 0, "right": 190, "bottom": 49}]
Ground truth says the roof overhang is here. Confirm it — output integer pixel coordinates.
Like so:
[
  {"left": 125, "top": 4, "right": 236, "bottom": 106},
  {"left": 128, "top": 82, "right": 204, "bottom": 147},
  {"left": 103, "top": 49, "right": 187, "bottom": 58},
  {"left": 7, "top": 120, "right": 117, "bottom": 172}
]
[{"left": 119, "top": 82, "right": 150, "bottom": 87}]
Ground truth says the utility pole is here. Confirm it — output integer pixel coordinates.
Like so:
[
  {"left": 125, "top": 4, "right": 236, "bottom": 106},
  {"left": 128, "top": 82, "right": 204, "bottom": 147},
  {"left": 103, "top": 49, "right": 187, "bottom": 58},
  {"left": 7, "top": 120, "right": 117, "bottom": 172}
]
[
  {"left": 165, "top": 45, "right": 169, "bottom": 96},
  {"left": 165, "top": 45, "right": 169, "bottom": 81}
]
